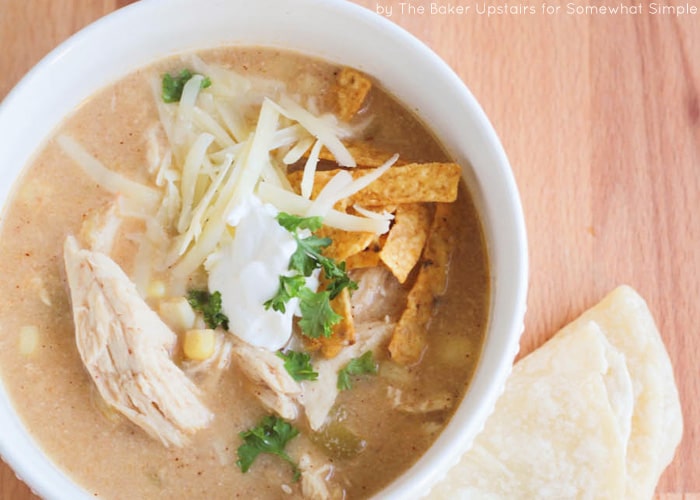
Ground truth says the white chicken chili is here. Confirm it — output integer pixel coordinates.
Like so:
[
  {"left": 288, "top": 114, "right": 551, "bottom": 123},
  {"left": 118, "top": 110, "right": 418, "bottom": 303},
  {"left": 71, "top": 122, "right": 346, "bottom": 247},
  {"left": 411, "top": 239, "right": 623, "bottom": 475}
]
[{"left": 0, "top": 47, "right": 489, "bottom": 499}]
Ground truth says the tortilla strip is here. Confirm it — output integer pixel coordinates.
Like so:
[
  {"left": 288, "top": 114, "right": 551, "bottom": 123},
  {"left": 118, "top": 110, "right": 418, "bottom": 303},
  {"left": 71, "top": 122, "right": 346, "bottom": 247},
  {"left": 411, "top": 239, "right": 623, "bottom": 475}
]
[
  {"left": 316, "top": 140, "right": 408, "bottom": 168},
  {"left": 304, "top": 288, "right": 355, "bottom": 358},
  {"left": 336, "top": 68, "right": 372, "bottom": 121},
  {"left": 430, "top": 285, "right": 683, "bottom": 499},
  {"left": 430, "top": 322, "right": 631, "bottom": 498},
  {"left": 316, "top": 226, "right": 376, "bottom": 261},
  {"left": 345, "top": 249, "right": 381, "bottom": 270},
  {"left": 379, "top": 203, "right": 432, "bottom": 283},
  {"left": 388, "top": 203, "right": 457, "bottom": 364},
  {"left": 288, "top": 162, "right": 461, "bottom": 206}
]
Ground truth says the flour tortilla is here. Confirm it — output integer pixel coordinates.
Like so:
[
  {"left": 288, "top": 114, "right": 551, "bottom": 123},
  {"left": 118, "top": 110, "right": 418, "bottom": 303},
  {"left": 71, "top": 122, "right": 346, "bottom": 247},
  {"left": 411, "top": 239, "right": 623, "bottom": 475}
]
[
  {"left": 429, "top": 321, "right": 631, "bottom": 499},
  {"left": 429, "top": 285, "right": 683, "bottom": 499},
  {"left": 560, "top": 285, "right": 683, "bottom": 499}
]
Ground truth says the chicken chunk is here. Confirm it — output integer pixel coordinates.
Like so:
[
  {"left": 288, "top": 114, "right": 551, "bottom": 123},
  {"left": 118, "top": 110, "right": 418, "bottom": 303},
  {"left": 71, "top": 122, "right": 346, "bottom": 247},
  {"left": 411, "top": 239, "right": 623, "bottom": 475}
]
[
  {"left": 302, "top": 320, "right": 394, "bottom": 430},
  {"left": 63, "top": 236, "right": 212, "bottom": 447},
  {"left": 182, "top": 331, "right": 234, "bottom": 391},
  {"left": 350, "top": 266, "right": 407, "bottom": 323},
  {"left": 229, "top": 337, "right": 302, "bottom": 420},
  {"left": 299, "top": 453, "right": 338, "bottom": 500},
  {"left": 79, "top": 201, "right": 122, "bottom": 255},
  {"left": 386, "top": 386, "right": 455, "bottom": 414}
]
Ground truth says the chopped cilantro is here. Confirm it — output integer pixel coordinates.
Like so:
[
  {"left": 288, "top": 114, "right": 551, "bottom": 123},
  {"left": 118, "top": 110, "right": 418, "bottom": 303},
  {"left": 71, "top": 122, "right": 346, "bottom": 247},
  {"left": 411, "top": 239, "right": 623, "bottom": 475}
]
[
  {"left": 276, "top": 212, "right": 323, "bottom": 232},
  {"left": 276, "top": 213, "right": 355, "bottom": 297},
  {"left": 161, "top": 69, "right": 212, "bottom": 103},
  {"left": 264, "top": 213, "right": 357, "bottom": 339},
  {"left": 289, "top": 233, "right": 332, "bottom": 277},
  {"left": 297, "top": 288, "right": 342, "bottom": 339},
  {"left": 264, "top": 275, "right": 307, "bottom": 313},
  {"left": 277, "top": 350, "right": 319, "bottom": 381},
  {"left": 320, "top": 259, "right": 358, "bottom": 299},
  {"left": 264, "top": 274, "right": 341, "bottom": 338},
  {"left": 236, "top": 415, "right": 300, "bottom": 480},
  {"left": 289, "top": 232, "right": 357, "bottom": 299},
  {"left": 186, "top": 290, "right": 229, "bottom": 330},
  {"left": 337, "top": 351, "right": 378, "bottom": 391}
]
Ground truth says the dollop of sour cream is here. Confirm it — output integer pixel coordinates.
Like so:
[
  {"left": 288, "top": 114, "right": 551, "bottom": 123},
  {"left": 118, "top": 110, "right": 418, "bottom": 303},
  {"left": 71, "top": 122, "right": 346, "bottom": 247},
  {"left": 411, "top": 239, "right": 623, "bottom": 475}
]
[{"left": 206, "top": 195, "right": 298, "bottom": 350}]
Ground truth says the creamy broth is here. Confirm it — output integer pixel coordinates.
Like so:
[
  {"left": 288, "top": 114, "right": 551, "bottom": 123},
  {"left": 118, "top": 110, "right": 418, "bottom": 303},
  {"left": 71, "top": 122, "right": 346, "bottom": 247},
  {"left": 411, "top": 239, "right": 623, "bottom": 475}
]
[{"left": 0, "top": 48, "right": 488, "bottom": 499}]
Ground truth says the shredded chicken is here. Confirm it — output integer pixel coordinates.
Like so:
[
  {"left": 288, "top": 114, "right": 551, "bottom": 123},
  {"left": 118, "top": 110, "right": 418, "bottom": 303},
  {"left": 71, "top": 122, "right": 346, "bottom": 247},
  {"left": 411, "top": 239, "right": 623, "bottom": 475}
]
[
  {"left": 79, "top": 201, "right": 122, "bottom": 255},
  {"left": 386, "top": 386, "right": 455, "bottom": 414},
  {"left": 182, "top": 332, "right": 233, "bottom": 390},
  {"left": 302, "top": 320, "right": 394, "bottom": 430},
  {"left": 229, "top": 337, "right": 301, "bottom": 420},
  {"left": 299, "top": 454, "right": 338, "bottom": 500},
  {"left": 63, "top": 236, "right": 212, "bottom": 447},
  {"left": 350, "top": 266, "right": 407, "bottom": 323}
]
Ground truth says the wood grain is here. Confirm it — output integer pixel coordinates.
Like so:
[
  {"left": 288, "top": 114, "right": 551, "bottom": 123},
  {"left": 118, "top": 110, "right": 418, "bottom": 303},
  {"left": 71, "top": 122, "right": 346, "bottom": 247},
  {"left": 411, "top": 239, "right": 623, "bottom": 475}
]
[{"left": 0, "top": 0, "right": 696, "bottom": 497}]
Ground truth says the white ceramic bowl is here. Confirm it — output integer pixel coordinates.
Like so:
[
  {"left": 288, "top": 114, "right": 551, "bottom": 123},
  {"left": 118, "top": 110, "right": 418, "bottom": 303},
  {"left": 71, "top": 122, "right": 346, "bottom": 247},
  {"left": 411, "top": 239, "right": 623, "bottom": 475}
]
[{"left": 0, "top": 0, "right": 528, "bottom": 498}]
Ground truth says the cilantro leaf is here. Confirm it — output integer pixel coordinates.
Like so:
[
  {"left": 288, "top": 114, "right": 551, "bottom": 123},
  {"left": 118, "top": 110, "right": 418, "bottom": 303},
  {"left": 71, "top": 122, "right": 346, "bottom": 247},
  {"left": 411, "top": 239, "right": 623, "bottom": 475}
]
[
  {"left": 288, "top": 232, "right": 357, "bottom": 298},
  {"left": 289, "top": 234, "right": 332, "bottom": 276},
  {"left": 276, "top": 212, "right": 323, "bottom": 232},
  {"left": 264, "top": 277, "right": 342, "bottom": 338},
  {"left": 265, "top": 213, "right": 358, "bottom": 340},
  {"left": 264, "top": 275, "right": 307, "bottom": 313},
  {"left": 236, "top": 415, "right": 300, "bottom": 480},
  {"left": 186, "top": 290, "right": 229, "bottom": 330},
  {"left": 319, "top": 258, "right": 358, "bottom": 299},
  {"left": 277, "top": 350, "right": 319, "bottom": 381},
  {"left": 161, "top": 69, "right": 212, "bottom": 103},
  {"left": 298, "top": 288, "right": 342, "bottom": 339},
  {"left": 337, "top": 351, "right": 378, "bottom": 390}
]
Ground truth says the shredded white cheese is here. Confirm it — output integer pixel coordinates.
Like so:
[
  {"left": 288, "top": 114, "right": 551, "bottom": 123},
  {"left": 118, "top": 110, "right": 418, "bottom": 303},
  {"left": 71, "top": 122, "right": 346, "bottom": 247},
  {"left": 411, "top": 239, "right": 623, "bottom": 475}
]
[
  {"left": 174, "top": 153, "right": 235, "bottom": 257},
  {"left": 333, "top": 153, "right": 398, "bottom": 201},
  {"left": 177, "top": 74, "right": 205, "bottom": 125},
  {"left": 283, "top": 136, "right": 314, "bottom": 165},
  {"left": 305, "top": 154, "right": 398, "bottom": 219},
  {"left": 58, "top": 54, "right": 413, "bottom": 363},
  {"left": 300, "top": 140, "right": 323, "bottom": 199},
  {"left": 177, "top": 133, "right": 215, "bottom": 233},
  {"left": 256, "top": 182, "right": 390, "bottom": 234},
  {"left": 306, "top": 171, "right": 354, "bottom": 218},
  {"left": 188, "top": 54, "right": 252, "bottom": 98},
  {"left": 57, "top": 135, "right": 160, "bottom": 211},
  {"left": 227, "top": 98, "right": 280, "bottom": 212},
  {"left": 273, "top": 96, "right": 356, "bottom": 167},
  {"left": 215, "top": 100, "right": 249, "bottom": 143},
  {"left": 353, "top": 204, "right": 395, "bottom": 222},
  {"left": 192, "top": 107, "right": 236, "bottom": 148},
  {"left": 171, "top": 139, "right": 250, "bottom": 280},
  {"left": 271, "top": 124, "right": 307, "bottom": 151}
]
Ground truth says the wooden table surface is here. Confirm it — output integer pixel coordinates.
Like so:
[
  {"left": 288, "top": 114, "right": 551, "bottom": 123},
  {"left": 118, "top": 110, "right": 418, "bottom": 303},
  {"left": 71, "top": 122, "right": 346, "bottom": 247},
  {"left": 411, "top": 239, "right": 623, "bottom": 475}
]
[{"left": 0, "top": 0, "right": 697, "bottom": 498}]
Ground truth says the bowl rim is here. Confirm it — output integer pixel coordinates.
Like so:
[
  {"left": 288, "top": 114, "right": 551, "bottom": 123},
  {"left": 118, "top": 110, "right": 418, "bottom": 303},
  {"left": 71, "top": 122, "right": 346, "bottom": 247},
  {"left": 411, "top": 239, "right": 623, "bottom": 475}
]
[{"left": 0, "top": 1, "right": 528, "bottom": 499}]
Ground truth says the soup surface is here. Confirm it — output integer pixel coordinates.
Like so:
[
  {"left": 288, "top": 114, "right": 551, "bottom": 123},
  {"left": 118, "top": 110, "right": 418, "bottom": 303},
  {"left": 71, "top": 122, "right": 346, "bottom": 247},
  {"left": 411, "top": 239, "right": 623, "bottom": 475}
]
[{"left": 0, "top": 48, "right": 488, "bottom": 499}]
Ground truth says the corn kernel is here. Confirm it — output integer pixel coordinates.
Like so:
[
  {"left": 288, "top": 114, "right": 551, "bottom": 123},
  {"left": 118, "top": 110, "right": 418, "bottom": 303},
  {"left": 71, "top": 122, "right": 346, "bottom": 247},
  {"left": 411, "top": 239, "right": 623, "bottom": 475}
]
[
  {"left": 148, "top": 280, "right": 167, "bottom": 299},
  {"left": 183, "top": 329, "right": 216, "bottom": 361},
  {"left": 19, "top": 325, "right": 39, "bottom": 356},
  {"left": 159, "top": 297, "right": 196, "bottom": 333}
]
